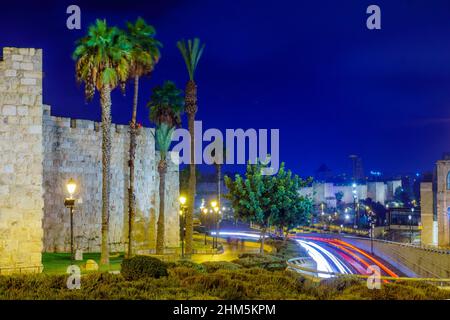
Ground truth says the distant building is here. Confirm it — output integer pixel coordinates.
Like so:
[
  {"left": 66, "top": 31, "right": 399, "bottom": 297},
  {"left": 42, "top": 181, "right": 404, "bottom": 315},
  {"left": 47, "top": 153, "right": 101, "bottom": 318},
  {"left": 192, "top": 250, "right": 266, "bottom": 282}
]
[
  {"left": 195, "top": 172, "right": 233, "bottom": 218},
  {"left": 349, "top": 154, "right": 364, "bottom": 180},
  {"left": 420, "top": 154, "right": 450, "bottom": 246},
  {"left": 315, "top": 164, "right": 333, "bottom": 182},
  {"left": 299, "top": 179, "right": 401, "bottom": 208}
]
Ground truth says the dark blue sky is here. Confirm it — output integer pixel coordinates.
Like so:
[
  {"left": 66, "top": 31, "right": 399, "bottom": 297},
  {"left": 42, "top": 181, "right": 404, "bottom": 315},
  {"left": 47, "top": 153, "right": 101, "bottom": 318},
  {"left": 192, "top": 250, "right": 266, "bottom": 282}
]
[{"left": 1, "top": 0, "right": 449, "bottom": 177}]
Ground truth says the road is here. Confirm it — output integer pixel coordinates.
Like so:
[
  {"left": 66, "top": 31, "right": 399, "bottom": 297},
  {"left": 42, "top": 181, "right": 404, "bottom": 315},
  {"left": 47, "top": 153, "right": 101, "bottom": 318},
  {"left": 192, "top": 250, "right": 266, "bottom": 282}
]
[
  {"left": 292, "top": 235, "right": 402, "bottom": 278},
  {"left": 208, "top": 222, "right": 404, "bottom": 279}
]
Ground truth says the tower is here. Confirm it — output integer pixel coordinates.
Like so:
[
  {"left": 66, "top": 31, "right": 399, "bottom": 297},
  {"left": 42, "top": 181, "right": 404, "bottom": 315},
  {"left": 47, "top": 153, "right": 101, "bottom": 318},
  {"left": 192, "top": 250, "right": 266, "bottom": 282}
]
[
  {"left": 420, "top": 153, "right": 450, "bottom": 247},
  {"left": 0, "top": 47, "right": 44, "bottom": 273},
  {"left": 349, "top": 154, "right": 364, "bottom": 181},
  {"left": 435, "top": 155, "right": 450, "bottom": 246}
]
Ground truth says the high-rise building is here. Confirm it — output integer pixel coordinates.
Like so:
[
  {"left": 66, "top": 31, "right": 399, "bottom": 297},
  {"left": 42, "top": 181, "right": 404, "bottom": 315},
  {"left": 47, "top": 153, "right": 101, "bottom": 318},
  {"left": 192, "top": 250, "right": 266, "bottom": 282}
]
[{"left": 349, "top": 154, "right": 364, "bottom": 180}]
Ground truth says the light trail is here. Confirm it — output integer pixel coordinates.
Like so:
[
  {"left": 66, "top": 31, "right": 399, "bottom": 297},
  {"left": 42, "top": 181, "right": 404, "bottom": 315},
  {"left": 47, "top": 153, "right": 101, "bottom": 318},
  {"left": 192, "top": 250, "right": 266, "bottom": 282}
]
[
  {"left": 209, "top": 231, "right": 269, "bottom": 239},
  {"left": 301, "top": 240, "right": 353, "bottom": 275},
  {"left": 298, "top": 236, "right": 399, "bottom": 278},
  {"left": 296, "top": 239, "right": 334, "bottom": 278},
  {"left": 329, "top": 239, "right": 399, "bottom": 278}
]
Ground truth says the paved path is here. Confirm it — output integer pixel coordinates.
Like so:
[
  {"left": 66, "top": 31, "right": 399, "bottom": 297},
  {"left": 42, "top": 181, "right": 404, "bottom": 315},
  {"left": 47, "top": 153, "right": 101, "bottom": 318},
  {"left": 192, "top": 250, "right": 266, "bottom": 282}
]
[{"left": 191, "top": 238, "right": 271, "bottom": 263}]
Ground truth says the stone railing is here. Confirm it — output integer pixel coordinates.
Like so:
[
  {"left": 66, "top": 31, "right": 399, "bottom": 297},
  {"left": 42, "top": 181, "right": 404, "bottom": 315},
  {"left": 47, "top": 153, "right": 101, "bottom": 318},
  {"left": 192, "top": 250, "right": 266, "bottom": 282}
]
[{"left": 339, "top": 235, "right": 450, "bottom": 278}]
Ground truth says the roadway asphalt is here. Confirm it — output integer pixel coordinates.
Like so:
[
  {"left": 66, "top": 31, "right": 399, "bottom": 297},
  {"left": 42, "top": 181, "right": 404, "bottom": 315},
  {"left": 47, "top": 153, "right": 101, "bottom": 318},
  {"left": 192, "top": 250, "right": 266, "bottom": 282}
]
[
  {"left": 293, "top": 235, "right": 405, "bottom": 278},
  {"left": 212, "top": 221, "right": 405, "bottom": 279}
]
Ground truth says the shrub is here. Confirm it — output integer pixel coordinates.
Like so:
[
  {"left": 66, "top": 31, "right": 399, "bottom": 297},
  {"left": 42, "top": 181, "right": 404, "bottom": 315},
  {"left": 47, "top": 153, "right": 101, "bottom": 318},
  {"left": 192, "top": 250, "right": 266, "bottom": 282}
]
[
  {"left": 233, "top": 253, "right": 286, "bottom": 271},
  {"left": 168, "top": 267, "right": 202, "bottom": 279},
  {"left": 170, "top": 260, "right": 207, "bottom": 273},
  {"left": 121, "top": 256, "right": 168, "bottom": 281},
  {"left": 201, "top": 261, "right": 242, "bottom": 273}
]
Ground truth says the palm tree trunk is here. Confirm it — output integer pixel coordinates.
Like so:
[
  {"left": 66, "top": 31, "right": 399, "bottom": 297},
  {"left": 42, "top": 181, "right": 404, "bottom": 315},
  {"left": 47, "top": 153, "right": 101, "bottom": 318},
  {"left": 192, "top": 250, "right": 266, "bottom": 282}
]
[
  {"left": 185, "top": 80, "right": 197, "bottom": 255},
  {"left": 156, "top": 160, "right": 167, "bottom": 255},
  {"left": 127, "top": 75, "right": 139, "bottom": 258},
  {"left": 100, "top": 85, "right": 112, "bottom": 266},
  {"left": 216, "top": 163, "right": 221, "bottom": 236},
  {"left": 217, "top": 163, "right": 221, "bottom": 209}
]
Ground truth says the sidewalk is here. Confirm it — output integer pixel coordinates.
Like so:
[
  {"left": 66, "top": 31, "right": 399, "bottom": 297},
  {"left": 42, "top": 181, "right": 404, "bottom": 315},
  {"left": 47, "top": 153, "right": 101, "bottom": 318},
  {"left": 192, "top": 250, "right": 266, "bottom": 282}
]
[{"left": 191, "top": 237, "right": 273, "bottom": 263}]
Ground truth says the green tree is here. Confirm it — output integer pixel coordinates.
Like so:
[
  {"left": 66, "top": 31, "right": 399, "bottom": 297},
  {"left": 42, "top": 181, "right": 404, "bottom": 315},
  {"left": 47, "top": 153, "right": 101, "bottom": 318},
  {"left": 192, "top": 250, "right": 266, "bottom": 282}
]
[
  {"left": 148, "top": 81, "right": 184, "bottom": 254},
  {"left": 125, "top": 18, "right": 162, "bottom": 258},
  {"left": 73, "top": 19, "right": 131, "bottom": 265},
  {"left": 271, "top": 167, "right": 313, "bottom": 241},
  {"left": 177, "top": 38, "right": 205, "bottom": 254},
  {"left": 394, "top": 186, "right": 411, "bottom": 206}
]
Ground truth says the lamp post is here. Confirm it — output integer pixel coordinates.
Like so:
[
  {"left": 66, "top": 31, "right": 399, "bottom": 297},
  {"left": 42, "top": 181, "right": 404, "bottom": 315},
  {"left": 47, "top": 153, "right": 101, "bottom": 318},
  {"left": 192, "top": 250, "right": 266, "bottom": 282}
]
[
  {"left": 367, "top": 211, "right": 375, "bottom": 254},
  {"left": 202, "top": 207, "right": 208, "bottom": 245},
  {"left": 409, "top": 208, "right": 414, "bottom": 244},
  {"left": 352, "top": 183, "right": 358, "bottom": 229},
  {"left": 64, "top": 178, "right": 77, "bottom": 263},
  {"left": 179, "top": 196, "right": 187, "bottom": 259},
  {"left": 211, "top": 201, "right": 218, "bottom": 248}
]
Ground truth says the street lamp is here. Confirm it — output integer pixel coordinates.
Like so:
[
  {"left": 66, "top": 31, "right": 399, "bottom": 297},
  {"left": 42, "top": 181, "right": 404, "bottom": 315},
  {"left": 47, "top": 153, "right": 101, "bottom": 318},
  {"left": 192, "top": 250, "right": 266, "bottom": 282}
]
[
  {"left": 202, "top": 207, "right": 208, "bottom": 245},
  {"left": 213, "top": 205, "right": 219, "bottom": 249},
  {"left": 368, "top": 212, "right": 376, "bottom": 254},
  {"left": 179, "top": 195, "right": 187, "bottom": 259},
  {"left": 352, "top": 183, "right": 358, "bottom": 229},
  {"left": 64, "top": 178, "right": 77, "bottom": 263}
]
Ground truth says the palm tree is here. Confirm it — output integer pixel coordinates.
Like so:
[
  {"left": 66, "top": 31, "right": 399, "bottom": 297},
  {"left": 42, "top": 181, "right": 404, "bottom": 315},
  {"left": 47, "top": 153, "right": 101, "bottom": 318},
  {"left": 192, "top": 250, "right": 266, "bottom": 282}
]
[
  {"left": 177, "top": 38, "right": 205, "bottom": 254},
  {"left": 73, "top": 19, "right": 131, "bottom": 265},
  {"left": 125, "top": 18, "right": 162, "bottom": 258},
  {"left": 148, "top": 81, "right": 184, "bottom": 254}
]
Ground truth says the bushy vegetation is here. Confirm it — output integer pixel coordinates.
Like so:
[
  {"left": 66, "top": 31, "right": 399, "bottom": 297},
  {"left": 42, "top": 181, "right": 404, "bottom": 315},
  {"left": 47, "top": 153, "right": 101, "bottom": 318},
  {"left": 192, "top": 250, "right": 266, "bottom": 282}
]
[
  {"left": 121, "top": 256, "right": 168, "bottom": 280},
  {"left": 1, "top": 267, "right": 449, "bottom": 300},
  {"left": 201, "top": 261, "right": 242, "bottom": 273},
  {"left": 233, "top": 253, "right": 286, "bottom": 271},
  {"left": 1, "top": 241, "right": 449, "bottom": 300}
]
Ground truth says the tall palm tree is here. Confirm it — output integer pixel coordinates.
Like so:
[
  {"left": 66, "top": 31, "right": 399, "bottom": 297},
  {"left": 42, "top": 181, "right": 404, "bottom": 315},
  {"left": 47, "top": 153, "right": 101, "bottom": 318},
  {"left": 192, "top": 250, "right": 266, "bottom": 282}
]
[
  {"left": 148, "top": 81, "right": 184, "bottom": 254},
  {"left": 125, "top": 18, "right": 162, "bottom": 258},
  {"left": 73, "top": 19, "right": 131, "bottom": 265},
  {"left": 177, "top": 38, "right": 205, "bottom": 254}
]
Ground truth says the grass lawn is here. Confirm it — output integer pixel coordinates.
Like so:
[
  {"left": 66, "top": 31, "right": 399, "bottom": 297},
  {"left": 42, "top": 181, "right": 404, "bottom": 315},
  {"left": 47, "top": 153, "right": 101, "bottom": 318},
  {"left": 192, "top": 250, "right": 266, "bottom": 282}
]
[
  {"left": 42, "top": 252, "right": 123, "bottom": 274},
  {"left": 41, "top": 235, "right": 283, "bottom": 275}
]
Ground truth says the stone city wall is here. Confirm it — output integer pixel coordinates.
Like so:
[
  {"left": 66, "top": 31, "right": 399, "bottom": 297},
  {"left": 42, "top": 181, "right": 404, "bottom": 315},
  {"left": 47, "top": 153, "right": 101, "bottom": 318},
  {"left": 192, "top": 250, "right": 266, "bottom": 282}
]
[
  {"left": 42, "top": 105, "right": 180, "bottom": 253},
  {"left": 0, "top": 47, "right": 180, "bottom": 274}
]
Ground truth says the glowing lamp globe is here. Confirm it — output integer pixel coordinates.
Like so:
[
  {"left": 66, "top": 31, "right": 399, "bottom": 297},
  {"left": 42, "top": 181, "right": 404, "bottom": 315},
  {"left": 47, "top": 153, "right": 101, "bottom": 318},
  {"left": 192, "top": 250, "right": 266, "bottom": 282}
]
[{"left": 66, "top": 178, "right": 76, "bottom": 197}]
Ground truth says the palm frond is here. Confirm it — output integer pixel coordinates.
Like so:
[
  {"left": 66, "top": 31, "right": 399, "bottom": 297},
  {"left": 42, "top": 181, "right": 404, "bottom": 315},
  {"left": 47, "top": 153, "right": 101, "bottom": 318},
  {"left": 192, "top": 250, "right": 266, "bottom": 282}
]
[
  {"left": 126, "top": 17, "right": 162, "bottom": 78},
  {"left": 72, "top": 19, "right": 131, "bottom": 100},
  {"left": 155, "top": 123, "right": 175, "bottom": 160},
  {"left": 177, "top": 38, "right": 205, "bottom": 80},
  {"left": 148, "top": 81, "right": 184, "bottom": 127}
]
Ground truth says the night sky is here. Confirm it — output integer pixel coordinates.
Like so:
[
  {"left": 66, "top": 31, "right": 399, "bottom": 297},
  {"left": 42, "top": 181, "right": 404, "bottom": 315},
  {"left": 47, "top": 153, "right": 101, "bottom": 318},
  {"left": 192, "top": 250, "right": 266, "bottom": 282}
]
[{"left": 1, "top": 0, "right": 449, "bottom": 177}]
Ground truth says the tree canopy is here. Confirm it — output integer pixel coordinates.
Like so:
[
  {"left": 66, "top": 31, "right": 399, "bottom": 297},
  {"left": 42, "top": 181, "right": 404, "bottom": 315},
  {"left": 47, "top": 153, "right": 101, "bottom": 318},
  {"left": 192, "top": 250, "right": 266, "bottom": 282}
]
[
  {"left": 224, "top": 161, "right": 313, "bottom": 237},
  {"left": 148, "top": 80, "right": 184, "bottom": 128},
  {"left": 73, "top": 19, "right": 131, "bottom": 101},
  {"left": 126, "top": 17, "right": 162, "bottom": 78}
]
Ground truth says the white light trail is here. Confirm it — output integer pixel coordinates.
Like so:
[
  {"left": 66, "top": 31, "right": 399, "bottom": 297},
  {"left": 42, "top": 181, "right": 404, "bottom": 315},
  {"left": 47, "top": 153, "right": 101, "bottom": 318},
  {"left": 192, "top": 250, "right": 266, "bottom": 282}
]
[
  {"left": 210, "top": 231, "right": 269, "bottom": 239},
  {"left": 296, "top": 239, "right": 334, "bottom": 278},
  {"left": 304, "top": 240, "right": 352, "bottom": 275}
]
